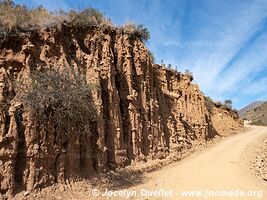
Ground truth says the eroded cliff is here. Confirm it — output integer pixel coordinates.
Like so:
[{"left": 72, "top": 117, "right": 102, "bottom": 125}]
[{"left": 0, "top": 25, "right": 243, "bottom": 195}]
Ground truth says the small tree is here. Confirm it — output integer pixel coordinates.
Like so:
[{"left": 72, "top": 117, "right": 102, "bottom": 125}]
[
  {"left": 123, "top": 22, "right": 150, "bottom": 42},
  {"left": 224, "top": 99, "right": 232, "bottom": 109}
]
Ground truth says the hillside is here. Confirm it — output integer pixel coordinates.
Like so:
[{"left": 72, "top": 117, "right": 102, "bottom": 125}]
[
  {"left": 240, "top": 101, "right": 267, "bottom": 125},
  {"left": 0, "top": 2, "right": 243, "bottom": 197},
  {"left": 239, "top": 101, "right": 264, "bottom": 118}
]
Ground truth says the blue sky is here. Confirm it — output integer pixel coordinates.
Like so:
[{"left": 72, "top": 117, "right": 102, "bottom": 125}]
[{"left": 15, "top": 0, "right": 267, "bottom": 109}]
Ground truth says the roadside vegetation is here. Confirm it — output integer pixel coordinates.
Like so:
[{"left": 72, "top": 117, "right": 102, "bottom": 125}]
[{"left": 15, "top": 67, "right": 98, "bottom": 136}]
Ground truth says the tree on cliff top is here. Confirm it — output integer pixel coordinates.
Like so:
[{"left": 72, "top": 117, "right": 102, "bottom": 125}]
[
  {"left": 15, "top": 67, "right": 98, "bottom": 136},
  {"left": 184, "top": 69, "right": 194, "bottom": 81},
  {"left": 224, "top": 99, "right": 233, "bottom": 109},
  {"left": 123, "top": 22, "right": 150, "bottom": 42}
]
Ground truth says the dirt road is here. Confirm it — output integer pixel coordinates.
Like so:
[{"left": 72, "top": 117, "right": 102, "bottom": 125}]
[
  {"left": 13, "top": 126, "right": 267, "bottom": 200},
  {"left": 122, "top": 126, "right": 267, "bottom": 200}
]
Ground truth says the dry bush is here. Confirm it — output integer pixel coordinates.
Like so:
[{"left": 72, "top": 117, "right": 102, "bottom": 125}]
[
  {"left": 67, "top": 8, "right": 112, "bottom": 27},
  {"left": 224, "top": 99, "right": 232, "bottom": 109},
  {"left": 205, "top": 96, "right": 215, "bottom": 112},
  {"left": 123, "top": 22, "right": 150, "bottom": 41},
  {"left": 0, "top": 1, "right": 112, "bottom": 32},
  {"left": 0, "top": 0, "right": 20, "bottom": 32},
  {"left": 184, "top": 69, "right": 194, "bottom": 81},
  {"left": 28, "top": 6, "right": 65, "bottom": 28},
  {"left": 15, "top": 67, "right": 97, "bottom": 136},
  {"left": 214, "top": 101, "right": 223, "bottom": 108},
  {"left": 0, "top": 1, "right": 150, "bottom": 41}
]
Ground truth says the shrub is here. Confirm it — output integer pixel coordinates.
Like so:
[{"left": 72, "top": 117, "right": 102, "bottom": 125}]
[
  {"left": 224, "top": 99, "right": 232, "bottom": 109},
  {"left": 29, "top": 6, "right": 66, "bottom": 28},
  {"left": 214, "top": 101, "right": 223, "bottom": 108},
  {"left": 205, "top": 96, "right": 215, "bottom": 112},
  {"left": 0, "top": 0, "right": 150, "bottom": 42},
  {"left": 184, "top": 69, "right": 193, "bottom": 81},
  {"left": 123, "top": 22, "right": 150, "bottom": 41},
  {"left": 213, "top": 99, "right": 238, "bottom": 114},
  {"left": 15, "top": 67, "right": 97, "bottom": 136},
  {"left": 0, "top": 1, "right": 59, "bottom": 32},
  {"left": 67, "top": 8, "right": 112, "bottom": 27},
  {"left": 0, "top": 0, "right": 18, "bottom": 32}
]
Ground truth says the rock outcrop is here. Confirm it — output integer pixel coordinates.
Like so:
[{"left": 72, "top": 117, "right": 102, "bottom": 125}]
[{"left": 0, "top": 25, "right": 243, "bottom": 195}]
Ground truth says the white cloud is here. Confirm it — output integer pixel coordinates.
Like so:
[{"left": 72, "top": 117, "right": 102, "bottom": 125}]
[{"left": 167, "top": 0, "right": 267, "bottom": 107}]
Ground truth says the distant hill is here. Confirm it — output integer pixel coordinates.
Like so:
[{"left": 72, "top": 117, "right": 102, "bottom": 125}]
[
  {"left": 239, "top": 101, "right": 267, "bottom": 125},
  {"left": 239, "top": 101, "right": 264, "bottom": 117}
]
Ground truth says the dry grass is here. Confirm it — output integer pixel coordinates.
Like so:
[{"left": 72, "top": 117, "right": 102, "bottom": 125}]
[{"left": 0, "top": 0, "right": 150, "bottom": 41}]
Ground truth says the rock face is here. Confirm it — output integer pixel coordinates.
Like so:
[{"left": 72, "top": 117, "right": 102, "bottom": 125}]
[{"left": 0, "top": 25, "right": 243, "bottom": 195}]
